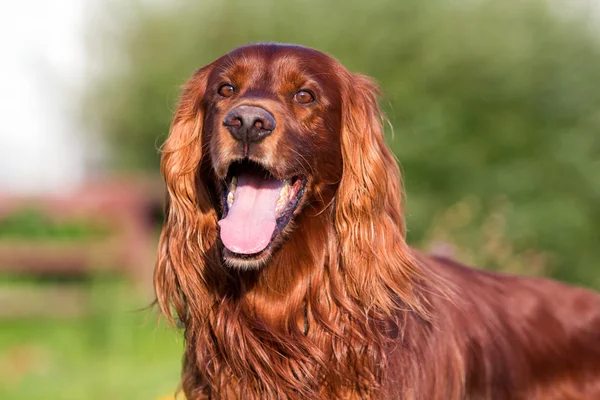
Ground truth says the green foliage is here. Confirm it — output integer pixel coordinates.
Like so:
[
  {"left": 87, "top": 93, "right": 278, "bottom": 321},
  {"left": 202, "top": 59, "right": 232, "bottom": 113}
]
[
  {"left": 0, "top": 209, "right": 111, "bottom": 241},
  {"left": 84, "top": 0, "right": 600, "bottom": 287}
]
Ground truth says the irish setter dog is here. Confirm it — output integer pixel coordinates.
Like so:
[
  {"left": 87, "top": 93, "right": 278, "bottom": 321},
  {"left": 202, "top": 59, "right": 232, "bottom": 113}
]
[{"left": 155, "top": 43, "right": 600, "bottom": 399}]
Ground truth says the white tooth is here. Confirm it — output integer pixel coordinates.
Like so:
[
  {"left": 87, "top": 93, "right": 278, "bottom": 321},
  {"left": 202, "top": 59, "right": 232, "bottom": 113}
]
[
  {"left": 275, "top": 180, "right": 291, "bottom": 217},
  {"left": 275, "top": 196, "right": 287, "bottom": 215},
  {"left": 280, "top": 184, "right": 289, "bottom": 198},
  {"left": 230, "top": 176, "right": 237, "bottom": 193},
  {"left": 227, "top": 191, "right": 234, "bottom": 208}
]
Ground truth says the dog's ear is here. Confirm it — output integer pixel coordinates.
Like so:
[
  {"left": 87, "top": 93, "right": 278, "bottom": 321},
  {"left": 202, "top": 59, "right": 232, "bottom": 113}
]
[
  {"left": 335, "top": 72, "right": 424, "bottom": 315},
  {"left": 155, "top": 65, "right": 217, "bottom": 323},
  {"left": 336, "top": 73, "right": 406, "bottom": 234}
]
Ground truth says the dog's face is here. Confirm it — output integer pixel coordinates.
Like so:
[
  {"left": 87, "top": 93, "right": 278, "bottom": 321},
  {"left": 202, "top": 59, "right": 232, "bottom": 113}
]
[{"left": 199, "top": 45, "right": 345, "bottom": 268}]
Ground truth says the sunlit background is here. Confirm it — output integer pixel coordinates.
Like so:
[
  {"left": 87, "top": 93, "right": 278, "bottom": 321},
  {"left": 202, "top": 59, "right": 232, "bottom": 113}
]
[{"left": 1, "top": 0, "right": 599, "bottom": 399}]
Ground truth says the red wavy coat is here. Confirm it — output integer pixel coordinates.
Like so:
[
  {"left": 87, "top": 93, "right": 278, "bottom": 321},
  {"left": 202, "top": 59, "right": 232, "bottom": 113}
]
[{"left": 155, "top": 43, "right": 600, "bottom": 399}]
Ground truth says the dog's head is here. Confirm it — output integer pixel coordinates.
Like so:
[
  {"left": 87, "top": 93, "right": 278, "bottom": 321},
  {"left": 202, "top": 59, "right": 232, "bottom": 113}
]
[{"left": 159, "top": 43, "right": 405, "bottom": 271}]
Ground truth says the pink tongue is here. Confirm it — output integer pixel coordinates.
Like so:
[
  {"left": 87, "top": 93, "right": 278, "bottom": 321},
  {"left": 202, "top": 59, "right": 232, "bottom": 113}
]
[{"left": 218, "top": 173, "right": 283, "bottom": 254}]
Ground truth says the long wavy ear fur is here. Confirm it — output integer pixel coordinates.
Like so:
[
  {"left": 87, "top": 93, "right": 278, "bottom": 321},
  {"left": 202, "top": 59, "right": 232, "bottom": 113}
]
[
  {"left": 336, "top": 73, "right": 426, "bottom": 316},
  {"left": 155, "top": 66, "right": 217, "bottom": 324}
]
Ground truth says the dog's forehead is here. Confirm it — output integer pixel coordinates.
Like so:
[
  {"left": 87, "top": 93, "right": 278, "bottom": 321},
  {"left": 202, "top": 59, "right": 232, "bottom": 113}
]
[{"left": 212, "top": 44, "right": 337, "bottom": 89}]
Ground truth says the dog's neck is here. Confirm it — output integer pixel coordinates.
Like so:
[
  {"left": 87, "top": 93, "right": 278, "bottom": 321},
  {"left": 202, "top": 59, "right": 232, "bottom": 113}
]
[
  {"left": 183, "top": 212, "right": 413, "bottom": 399},
  {"left": 204, "top": 211, "right": 332, "bottom": 322}
]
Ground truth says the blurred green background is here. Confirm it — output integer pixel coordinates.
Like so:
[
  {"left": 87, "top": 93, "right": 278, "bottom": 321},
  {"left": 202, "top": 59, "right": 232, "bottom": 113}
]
[{"left": 2, "top": 0, "right": 599, "bottom": 399}]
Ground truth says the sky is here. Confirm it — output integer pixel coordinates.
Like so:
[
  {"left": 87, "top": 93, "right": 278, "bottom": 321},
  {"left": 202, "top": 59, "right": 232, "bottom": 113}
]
[{"left": 0, "top": 0, "right": 87, "bottom": 194}]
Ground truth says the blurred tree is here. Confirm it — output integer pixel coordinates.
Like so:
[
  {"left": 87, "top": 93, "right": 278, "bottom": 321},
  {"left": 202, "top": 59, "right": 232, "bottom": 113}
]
[{"left": 83, "top": 0, "right": 600, "bottom": 287}]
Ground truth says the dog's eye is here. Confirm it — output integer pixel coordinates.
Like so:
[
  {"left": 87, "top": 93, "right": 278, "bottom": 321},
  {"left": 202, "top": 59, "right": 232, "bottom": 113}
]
[
  {"left": 218, "top": 84, "right": 235, "bottom": 98},
  {"left": 293, "top": 90, "right": 314, "bottom": 105}
]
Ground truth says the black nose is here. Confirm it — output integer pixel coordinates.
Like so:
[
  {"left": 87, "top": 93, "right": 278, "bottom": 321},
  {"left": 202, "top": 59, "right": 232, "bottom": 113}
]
[{"left": 223, "top": 105, "right": 276, "bottom": 143}]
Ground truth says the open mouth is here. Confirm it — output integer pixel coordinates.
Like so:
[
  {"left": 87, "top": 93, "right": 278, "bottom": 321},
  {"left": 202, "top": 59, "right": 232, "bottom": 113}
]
[{"left": 217, "top": 160, "right": 306, "bottom": 257}]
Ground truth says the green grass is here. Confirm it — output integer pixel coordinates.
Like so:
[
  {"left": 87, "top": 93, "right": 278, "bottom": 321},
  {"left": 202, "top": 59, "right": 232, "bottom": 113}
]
[{"left": 0, "top": 280, "right": 182, "bottom": 400}]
